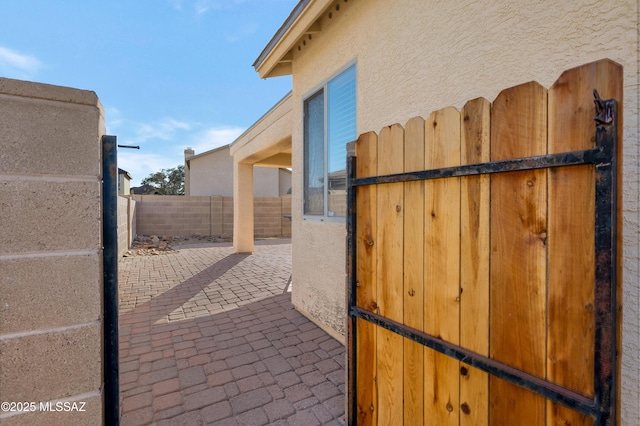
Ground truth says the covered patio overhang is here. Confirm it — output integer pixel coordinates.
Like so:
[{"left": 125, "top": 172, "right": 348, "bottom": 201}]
[{"left": 230, "top": 92, "right": 292, "bottom": 253}]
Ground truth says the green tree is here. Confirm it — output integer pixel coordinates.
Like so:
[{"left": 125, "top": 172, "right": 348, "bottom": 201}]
[{"left": 141, "top": 165, "right": 185, "bottom": 195}]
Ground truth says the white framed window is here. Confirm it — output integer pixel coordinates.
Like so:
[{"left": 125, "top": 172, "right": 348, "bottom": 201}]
[{"left": 303, "top": 63, "right": 356, "bottom": 220}]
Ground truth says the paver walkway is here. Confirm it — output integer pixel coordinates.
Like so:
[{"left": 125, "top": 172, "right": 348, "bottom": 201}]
[{"left": 118, "top": 239, "right": 346, "bottom": 425}]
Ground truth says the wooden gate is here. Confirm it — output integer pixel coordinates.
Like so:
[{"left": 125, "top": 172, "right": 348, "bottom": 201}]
[{"left": 346, "top": 59, "right": 622, "bottom": 425}]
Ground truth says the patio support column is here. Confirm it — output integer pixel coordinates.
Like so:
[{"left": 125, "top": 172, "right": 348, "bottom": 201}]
[{"left": 233, "top": 159, "right": 254, "bottom": 253}]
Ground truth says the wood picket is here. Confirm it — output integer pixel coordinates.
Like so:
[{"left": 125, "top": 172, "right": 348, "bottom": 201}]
[
  {"left": 459, "top": 97, "right": 491, "bottom": 426},
  {"left": 403, "top": 116, "right": 426, "bottom": 425}
]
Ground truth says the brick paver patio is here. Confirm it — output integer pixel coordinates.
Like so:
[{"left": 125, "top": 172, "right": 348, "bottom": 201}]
[{"left": 118, "top": 239, "right": 346, "bottom": 425}]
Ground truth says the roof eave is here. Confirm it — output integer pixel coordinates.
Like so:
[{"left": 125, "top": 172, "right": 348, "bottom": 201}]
[
  {"left": 253, "top": 0, "right": 333, "bottom": 79},
  {"left": 187, "top": 144, "right": 231, "bottom": 161}
]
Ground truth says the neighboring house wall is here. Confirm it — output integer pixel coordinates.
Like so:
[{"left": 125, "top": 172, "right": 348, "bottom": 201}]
[
  {"left": 186, "top": 145, "right": 291, "bottom": 197},
  {"left": 0, "top": 78, "right": 105, "bottom": 424},
  {"left": 254, "top": 167, "right": 290, "bottom": 197},
  {"left": 120, "top": 176, "right": 130, "bottom": 195},
  {"left": 118, "top": 195, "right": 136, "bottom": 256},
  {"left": 279, "top": 168, "right": 292, "bottom": 195},
  {"left": 274, "top": 0, "right": 638, "bottom": 419},
  {"left": 186, "top": 146, "right": 233, "bottom": 196},
  {"left": 133, "top": 195, "right": 291, "bottom": 239},
  {"left": 118, "top": 170, "right": 131, "bottom": 196}
]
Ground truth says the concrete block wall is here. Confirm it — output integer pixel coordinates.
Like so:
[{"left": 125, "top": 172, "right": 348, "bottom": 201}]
[
  {"left": 281, "top": 196, "right": 292, "bottom": 237},
  {"left": 129, "top": 197, "right": 137, "bottom": 246},
  {"left": 222, "top": 196, "right": 234, "bottom": 237},
  {"left": 255, "top": 197, "right": 292, "bottom": 237},
  {"left": 118, "top": 196, "right": 129, "bottom": 256},
  {"left": 130, "top": 195, "right": 291, "bottom": 238},
  {"left": 210, "top": 195, "right": 224, "bottom": 236},
  {"left": 133, "top": 195, "right": 212, "bottom": 236},
  {"left": 328, "top": 192, "right": 347, "bottom": 218},
  {"left": 0, "top": 78, "right": 104, "bottom": 424}
]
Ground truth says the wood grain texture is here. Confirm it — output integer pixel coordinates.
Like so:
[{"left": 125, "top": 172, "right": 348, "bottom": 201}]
[
  {"left": 355, "top": 131, "right": 378, "bottom": 425},
  {"left": 350, "top": 61, "right": 621, "bottom": 425},
  {"left": 460, "top": 98, "right": 491, "bottom": 426},
  {"left": 423, "top": 107, "right": 461, "bottom": 425},
  {"left": 403, "top": 116, "right": 425, "bottom": 425},
  {"left": 547, "top": 60, "right": 597, "bottom": 426},
  {"left": 546, "top": 59, "right": 622, "bottom": 426},
  {"left": 376, "top": 124, "right": 405, "bottom": 425},
  {"left": 489, "top": 82, "right": 548, "bottom": 425}
]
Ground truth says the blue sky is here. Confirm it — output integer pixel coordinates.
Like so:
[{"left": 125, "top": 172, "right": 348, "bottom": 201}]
[{"left": 1, "top": 0, "right": 296, "bottom": 185}]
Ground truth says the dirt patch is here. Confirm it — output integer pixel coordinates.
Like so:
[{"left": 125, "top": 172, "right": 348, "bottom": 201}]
[{"left": 123, "top": 235, "right": 232, "bottom": 257}]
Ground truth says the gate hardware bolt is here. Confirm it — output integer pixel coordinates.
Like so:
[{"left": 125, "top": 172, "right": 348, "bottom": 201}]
[
  {"left": 593, "top": 89, "right": 613, "bottom": 125},
  {"left": 460, "top": 366, "right": 468, "bottom": 376}
]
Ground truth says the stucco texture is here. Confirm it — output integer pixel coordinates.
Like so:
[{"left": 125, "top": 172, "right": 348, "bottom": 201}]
[
  {"left": 187, "top": 146, "right": 290, "bottom": 197},
  {"left": 285, "top": 0, "right": 638, "bottom": 422}
]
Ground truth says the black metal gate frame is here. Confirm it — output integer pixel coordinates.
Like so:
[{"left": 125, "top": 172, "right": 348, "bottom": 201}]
[
  {"left": 346, "top": 92, "right": 618, "bottom": 425},
  {"left": 102, "top": 135, "right": 120, "bottom": 425}
]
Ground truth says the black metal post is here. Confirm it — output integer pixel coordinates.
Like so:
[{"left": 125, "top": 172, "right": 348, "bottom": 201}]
[
  {"left": 592, "top": 91, "right": 618, "bottom": 425},
  {"left": 102, "top": 135, "right": 119, "bottom": 425},
  {"left": 346, "top": 154, "right": 357, "bottom": 425}
]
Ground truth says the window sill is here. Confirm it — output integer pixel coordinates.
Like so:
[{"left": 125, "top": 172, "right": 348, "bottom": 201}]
[{"left": 302, "top": 215, "right": 346, "bottom": 224}]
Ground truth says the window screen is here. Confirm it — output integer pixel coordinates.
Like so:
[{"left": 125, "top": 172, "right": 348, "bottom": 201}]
[
  {"left": 303, "top": 90, "right": 325, "bottom": 215},
  {"left": 303, "top": 64, "right": 356, "bottom": 218}
]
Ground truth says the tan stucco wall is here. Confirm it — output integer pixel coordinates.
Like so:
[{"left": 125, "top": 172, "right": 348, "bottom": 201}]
[
  {"left": 230, "top": 93, "right": 292, "bottom": 165},
  {"left": 187, "top": 146, "right": 290, "bottom": 197},
  {"left": 0, "top": 78, "right": 104, "bottom": 424},
  {"left": 229, "top": 93, "right": 293, "bottom": 254},
  {"left": 285, "top": 0, "right": 639, "bottom": 422}
]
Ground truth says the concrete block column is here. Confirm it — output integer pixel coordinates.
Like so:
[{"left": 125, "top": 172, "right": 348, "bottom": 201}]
[
  {"left": 233, "top": 160, "right": 254, "bottom": 253},
  {"left": 0, "top": 78, "right": 104, "bottom": 424}
]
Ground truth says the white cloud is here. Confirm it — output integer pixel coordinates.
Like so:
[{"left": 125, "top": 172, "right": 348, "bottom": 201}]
[
  {"left": 193, "top": 0, "right": 221, "bottom": 15},
  {"left": 170, "top": 0, "right": 184, "bottom": 10},
  {"left": 118, "top": 151, "right": 181, "bottom": 187},
  {"left": 105, "top": 107, "right": 125, "bottom": 133},
  {"left": 103, "top": 108, "right": 192, "bottom": 144},
  {"left": 189, "top": 0, "right": 246, "bottom": 15},
  {"left": 186, "top": 125, "right": 245, "bottom": 154},
  {"left": 132, "top": 118, "right": 192, "bottom": 144},
  {"left": 225, "top": 21, "right": 258, "bottom": 42},
  {"left": 0, "top": 46, "right": 43, "bottom": 79},
  {"left": 105, "top": 105, "right": 246, "bottom": 184},
  {"left": 194, "top": 0, "right": 211, "bottom": 15},
  {"left": 115, "top": 123, "right": 245, "bottom": 186}
]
